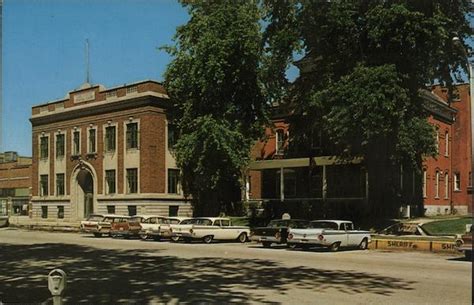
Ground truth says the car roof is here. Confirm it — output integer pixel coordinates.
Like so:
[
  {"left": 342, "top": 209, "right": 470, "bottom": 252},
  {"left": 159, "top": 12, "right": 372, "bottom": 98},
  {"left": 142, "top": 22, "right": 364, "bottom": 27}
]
[
  {"left": 131, "top": 215, "right": 161, "bottom": 219},
  {"left": 310, "top": 220, "right": 352, "bottom": 224},
  {"left": 192, "top": 217, "right": 231, "bottom": 221},
  {"left": 166, "top": 216, "right": 191, "bottom": 220}
]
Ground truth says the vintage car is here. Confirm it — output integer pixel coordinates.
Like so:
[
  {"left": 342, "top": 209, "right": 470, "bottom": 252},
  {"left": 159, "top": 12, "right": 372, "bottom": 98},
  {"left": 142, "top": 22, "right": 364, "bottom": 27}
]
[
  {"left": 287, "top": 220, "right": 371, "bottom": 251},
  {"left": 250, "top": 219, "right": 310, "bottom": 248},
  {"left": 80, "top": 214, "right": 120, "bottom": 237},
  {"left": 170, "top": 217, "right": 250, "bottom": 243},
  {"left": 110, "top": 215, "right": 152, "bottom": 238},
  {"left": 139, "top": 215, "right": 173, "bottom": 240},
  {"left": 455, "top": 224, "right": 472, "bottom": 259},
  {"left": 0, "top": 215, "right": 9, "bottom": 228}
]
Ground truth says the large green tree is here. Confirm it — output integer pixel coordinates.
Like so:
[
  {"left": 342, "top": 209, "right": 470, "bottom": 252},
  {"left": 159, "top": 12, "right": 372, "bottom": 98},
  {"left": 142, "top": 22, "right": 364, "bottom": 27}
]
[
  {"left": 262, "top": 1, "right": 473, "bottom": 217},
  {"left": 162, "top": 1, "right": 266, "bottom": 216}
]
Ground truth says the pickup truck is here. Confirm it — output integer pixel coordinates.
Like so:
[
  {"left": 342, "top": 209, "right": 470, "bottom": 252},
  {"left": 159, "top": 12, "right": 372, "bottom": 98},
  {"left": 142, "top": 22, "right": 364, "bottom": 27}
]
[
  {"left": 250, "top": 219, "right": 310, "bottom": 248},
  {"left": 170, "top": 217, "right": 250, "bottom": 243},
  {"left": 287, "top": 220, "right": 371, "bottom": 251},
  {"left": 456, "top": 224, "right": 472, "bottom": 259}
]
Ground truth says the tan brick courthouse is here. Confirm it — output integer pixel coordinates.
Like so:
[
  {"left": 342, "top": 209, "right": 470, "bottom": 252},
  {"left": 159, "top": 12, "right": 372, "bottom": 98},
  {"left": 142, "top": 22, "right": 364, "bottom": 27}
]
[{"left": 29, "top": 80, "right": 191, "bottom": 222}]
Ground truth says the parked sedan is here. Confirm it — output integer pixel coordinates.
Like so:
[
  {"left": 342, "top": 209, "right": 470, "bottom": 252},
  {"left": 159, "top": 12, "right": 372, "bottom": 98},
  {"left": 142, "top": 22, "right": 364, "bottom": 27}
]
[
  {"left": 110, "top": 215, "right": 147, "bottom": 238},
  {"left": 250, "top": 219, "right": 310, "bottom": 248},
  {"left": 170, "top": 217, "right": 250, "bottom": 243},
  {"left": 139, "top": 216, "right": 172, "bottom": 240},
  {"left": 80, "top": 214, "right": 119, "bottom": 237}
]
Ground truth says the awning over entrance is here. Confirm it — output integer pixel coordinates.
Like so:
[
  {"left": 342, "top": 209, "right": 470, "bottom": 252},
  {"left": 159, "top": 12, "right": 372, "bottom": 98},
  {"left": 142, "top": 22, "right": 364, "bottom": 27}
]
[{"left": 248, "top": 156, "right": 363, "bottom": 170}]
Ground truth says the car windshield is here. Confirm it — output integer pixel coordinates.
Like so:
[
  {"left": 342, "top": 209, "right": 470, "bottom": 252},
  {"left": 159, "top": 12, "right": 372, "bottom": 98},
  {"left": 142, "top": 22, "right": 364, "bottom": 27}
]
[
  {"left": 310, "top": 221, "right": 339, "bottom": 230},
  {"left": 180, "top": 219, "right": 198, "bottom": 225},
  {"left": 268, "top": 220, "right": 288, "bottom": 227},
  {"left": 87, "top": 215, "right": 103, "bottom": 222},
  {"left": 129, "top": 217, "right": 143, "bottom": 223}
]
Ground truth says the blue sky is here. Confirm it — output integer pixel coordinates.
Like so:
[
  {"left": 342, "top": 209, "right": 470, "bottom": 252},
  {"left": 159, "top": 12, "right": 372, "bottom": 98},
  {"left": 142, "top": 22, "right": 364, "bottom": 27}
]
[{"left": 3, "top": 0, "right": 189, "bottom": 156}]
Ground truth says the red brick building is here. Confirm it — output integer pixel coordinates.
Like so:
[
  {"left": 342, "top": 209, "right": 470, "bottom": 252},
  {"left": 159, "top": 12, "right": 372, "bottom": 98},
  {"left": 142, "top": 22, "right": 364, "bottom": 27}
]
[
  {"left": 0, "top": 152, "right": 32, "bottom": 216},
  {"left": 247, "top": 85, "right": 472, "bottom": 218},
  {"left": 30, "top": 80, "right": 191, "bottom": 222}
]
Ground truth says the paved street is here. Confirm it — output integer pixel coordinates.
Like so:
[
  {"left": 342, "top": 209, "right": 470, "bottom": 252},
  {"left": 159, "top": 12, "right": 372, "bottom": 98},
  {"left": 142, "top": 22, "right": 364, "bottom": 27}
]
[{"left": 0, "top": 228, "right": 471, "bottom": 305}]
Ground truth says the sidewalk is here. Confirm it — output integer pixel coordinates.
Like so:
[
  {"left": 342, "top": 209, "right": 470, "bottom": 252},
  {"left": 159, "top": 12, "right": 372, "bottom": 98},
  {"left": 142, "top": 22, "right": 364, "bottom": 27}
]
[{"left": 8, "top": 216, "right": 80, "bottom": 232}]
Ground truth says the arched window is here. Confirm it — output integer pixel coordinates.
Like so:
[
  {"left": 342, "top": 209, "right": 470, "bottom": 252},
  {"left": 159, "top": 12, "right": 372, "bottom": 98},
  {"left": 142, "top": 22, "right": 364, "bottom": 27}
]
[
  {"left": 276, "top": 129, "right": 285, "bottom": 155},
  {"left": 422, "top": 169, "right": 427, "bottom": 198}
]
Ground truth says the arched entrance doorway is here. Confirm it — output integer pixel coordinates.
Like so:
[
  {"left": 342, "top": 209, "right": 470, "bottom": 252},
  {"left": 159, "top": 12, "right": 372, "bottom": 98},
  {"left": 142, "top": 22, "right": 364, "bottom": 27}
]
[{"left": 71, "top": 162, "right": 97, "bottom": 220}]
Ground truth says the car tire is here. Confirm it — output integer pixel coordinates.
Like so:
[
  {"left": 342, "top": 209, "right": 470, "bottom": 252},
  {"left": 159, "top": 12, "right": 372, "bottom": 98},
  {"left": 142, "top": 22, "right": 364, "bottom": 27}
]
[
  {"left": 359, "top": 238, "right": 368, "bottom": 250},
  {"left": 329, "top": 242, "right": 340, "bottom": 252},
  {"left": 262, "top": 241, "right": 272, "bottom": 248},
  {"left": 140, "top": 234, "right": 148, "bottom": 240},
  {"left": 171, "top": 236, "right": 181, "bottom": 242},
  {"left": 93, "top": 233, "right": 102, "bottom": 238},
  {"left": 203, "top": 235, "right": 213, "bottom": 244},
  {"left": 237, "top": 233, "right": 248, "bottom": 243}
]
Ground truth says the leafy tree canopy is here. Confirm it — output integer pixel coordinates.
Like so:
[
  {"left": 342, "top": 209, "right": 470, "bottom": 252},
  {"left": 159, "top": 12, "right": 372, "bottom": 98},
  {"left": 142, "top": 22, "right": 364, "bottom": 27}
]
[{"left": 162, "top": 1, "right": 266, "bottom": 215}]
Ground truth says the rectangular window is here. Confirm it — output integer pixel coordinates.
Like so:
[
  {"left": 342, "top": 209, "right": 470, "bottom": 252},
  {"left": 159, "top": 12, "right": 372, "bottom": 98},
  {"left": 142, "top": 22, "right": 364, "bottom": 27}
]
[
  {"left": 168, "top": 124, "right": 178, "bottom": 149},
  {"left": 444, "top": 132, "right": 449, "bottom": 157},
  {"left": 56, "top": 173, "right": 65, "bottom": 196},
  {"left": 168, "top": 169, "right": 179, "bottom": 194},
  {"left": 126, "top": 168, "right": 138, "bottom": 193},
  {"left": 435, "top": 171, "right": 440, "bottom": 198},
  {"left": 41, "top": 206, "right": 48, "bottom": 219},
  {"left": 105, "top": 126, "right": 116, "bottom": 152},
  {"left": 73, "top": 131, "right": 80, "bottom": 155},
  {"left": 435, "top": 131, "right": 439, "bottom": 154},
  {"left": 469, "top": 172, "right": 472, "bottom": 187},
  {"left": 444, "top": 173, "right": 449, "bottom": 199},
  {"left": 454, "top": 173, "right": 461, "bottom": 191},
  {"left": 169, "top": 205, "right": 179, "bottom": 217},
  {"left": 126, "top": 122, "right": 138, "bottom": 149},
  {"left": 107, "top": 205, "right": 116, "bottom": 214},
  {"left": 57, "top": 206, "right": 64, "bottom": 219},
  {"left": 105, "top": 170, "right": 116, "bottom": 194},
  {"left": 56, "top": 134, "right": 65, "bottom": 158},
  {"left": 128, "top": 205, "right": 137, "bottom": 216},
  {"left": 40, "top": 175, "right": 49, "bottom": 196},
  {"left": 88, "top": 129, "right": 96, "bottom": 153},
  {"left": 422, "top": 170, "right": 427, "bottom": 198},
  {"left": 106, "top": 91, "right": 117, "bottom": 98},
  {"left": 276, "top": 130, "right": 284, "bottom": 155},
  {"left": 40, "top": 136, "right": 49, "bottom": 159}
]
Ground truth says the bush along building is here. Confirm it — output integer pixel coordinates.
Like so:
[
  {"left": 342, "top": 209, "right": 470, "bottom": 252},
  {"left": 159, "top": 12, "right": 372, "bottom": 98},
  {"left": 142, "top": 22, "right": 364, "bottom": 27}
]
[
  {"left": 246, "top": 85, "right": 471, "bottom": 220},
  {"left": 30, "top": 80, "right": 191, "bottom": 223}
]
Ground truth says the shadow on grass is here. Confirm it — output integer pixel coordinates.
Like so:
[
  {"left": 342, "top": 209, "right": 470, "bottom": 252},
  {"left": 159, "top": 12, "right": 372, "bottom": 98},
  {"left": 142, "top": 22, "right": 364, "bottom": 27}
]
[{"left": 0, "top": 242, "right": 416, "bottom": 304}]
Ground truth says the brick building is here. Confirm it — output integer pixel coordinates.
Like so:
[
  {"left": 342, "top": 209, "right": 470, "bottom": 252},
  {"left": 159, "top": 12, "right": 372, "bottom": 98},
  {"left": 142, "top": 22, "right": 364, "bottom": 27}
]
[
  {"left": 247, "top": 85, "right": 472, "bottom": 218},
  {"left": 30, "top": 80, "right": 191, "bottom": 222},
  {"left": 0, "top": 152, "right": 32, "bottom": 216}
]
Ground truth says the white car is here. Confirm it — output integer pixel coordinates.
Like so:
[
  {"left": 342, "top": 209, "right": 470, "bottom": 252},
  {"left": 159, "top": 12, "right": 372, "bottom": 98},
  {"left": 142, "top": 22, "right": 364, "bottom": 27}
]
[
  {"left": 139, "top": 215, "right": 177, "bottom": 240},
  {"left": 287, "top": 220, "right": 371, "bottom": 251},
  {"left": 170, "top": 217, "right": 250, "bottom": 243}
]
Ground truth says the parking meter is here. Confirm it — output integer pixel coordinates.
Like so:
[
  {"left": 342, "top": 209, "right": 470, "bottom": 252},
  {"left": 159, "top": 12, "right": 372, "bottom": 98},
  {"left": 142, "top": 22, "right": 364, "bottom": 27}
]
[{"left": 48, "top": 269, "right": 67, "bottom": 305}]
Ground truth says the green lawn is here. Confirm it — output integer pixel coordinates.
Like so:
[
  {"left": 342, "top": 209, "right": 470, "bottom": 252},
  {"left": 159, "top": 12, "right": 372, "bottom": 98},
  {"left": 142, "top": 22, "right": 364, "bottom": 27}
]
[{"left": 422, "top": 217, "right": 472, "bottom": 235}]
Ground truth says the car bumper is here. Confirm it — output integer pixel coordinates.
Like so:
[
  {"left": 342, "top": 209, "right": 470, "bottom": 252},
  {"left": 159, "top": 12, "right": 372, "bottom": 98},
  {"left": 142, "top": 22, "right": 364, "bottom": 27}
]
[
  {"left": 287, "top": 238, "right": 327, "bottom": 246},
  {"left": 250, "top": 236, "right": 282, "bottom": 243}
]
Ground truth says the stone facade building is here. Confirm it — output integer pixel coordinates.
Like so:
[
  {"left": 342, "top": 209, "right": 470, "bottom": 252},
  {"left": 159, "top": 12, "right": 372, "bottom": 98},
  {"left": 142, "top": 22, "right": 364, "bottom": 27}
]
[{"left": 30, "top": 80, "right": 191, "bottom": 222}]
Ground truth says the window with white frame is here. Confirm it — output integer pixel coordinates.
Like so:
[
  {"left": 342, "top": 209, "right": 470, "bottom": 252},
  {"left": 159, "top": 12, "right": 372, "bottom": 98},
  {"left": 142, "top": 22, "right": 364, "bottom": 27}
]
[
  {"left": 422, "top": 169, "right": 427, "bottom": 198},
  {"left": 88, "top": 128, "right": 96, "bottom": 153},
  {"left": 168, "top": 169, "right": 180, "bottom": 194},
  {"left": 126, "top": 122, "right": 138, "bottom": 149},
  {"left": 56, "top": 134, "right": 65, "bottom": 158},
  {"left": 105, "top": 170, "right": 116, "bottom": 194},
  {"left": 444, "top": 131, "right": 449, "bottom": 156},
  {"left": 105, "top": 126, "right": 116, "bottom": 152},
  {"left": 454, "top": 173, "right": 461, "bottom": 191},
  {"left": 56, "top": 173, "right": 65, "bottom": 196},
  {"left": 72, "top": 130, "right": 80, "bottom": 155},
  {"left": 435, "top": 170, "right": 440, "bottom": 198},
  {"left": 40, "top": 136, "right": 49, "bottom": 159},
  {"left": 126, "top": 168, "right": 138, "bottom": 194},
  {"left": 444, "top": 172, "right": 449, "bottom": 199},
  {"left": 276, "top": 130, "right": 285, "bottom": 155},
  {"left": 40, "top": 175, "right": 49, "bottom": 196}
]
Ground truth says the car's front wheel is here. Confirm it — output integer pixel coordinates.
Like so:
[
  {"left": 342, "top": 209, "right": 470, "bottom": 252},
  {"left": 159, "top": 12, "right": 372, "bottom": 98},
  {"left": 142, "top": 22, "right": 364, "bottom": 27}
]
[
  {"left": 171, "top": 236, "right": 181, "bottom": 242},
  {"left": 237, "top": 233, "right": 247, "bottom": 243},
  {"left": 329, "top": 242, "right": 340, "bottom": 252},
  {"left": 93, "top": 232, "right": 102, "bottom": 237},
  {"left": 203, "top": 235, "right": 213, "bottom": 244},
  {"left": 359, "top": 238, "right": 368, "bottom": 250}
]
